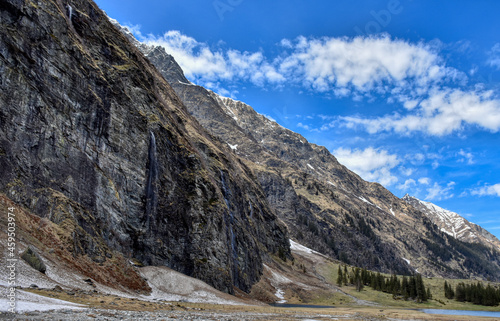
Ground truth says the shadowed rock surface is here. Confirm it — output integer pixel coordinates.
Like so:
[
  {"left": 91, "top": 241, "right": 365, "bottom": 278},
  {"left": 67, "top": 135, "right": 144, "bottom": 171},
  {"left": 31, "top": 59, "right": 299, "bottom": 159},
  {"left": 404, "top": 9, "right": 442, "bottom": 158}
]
[{"left": 0, "top": 0, "right": 290, "bottom": 294}]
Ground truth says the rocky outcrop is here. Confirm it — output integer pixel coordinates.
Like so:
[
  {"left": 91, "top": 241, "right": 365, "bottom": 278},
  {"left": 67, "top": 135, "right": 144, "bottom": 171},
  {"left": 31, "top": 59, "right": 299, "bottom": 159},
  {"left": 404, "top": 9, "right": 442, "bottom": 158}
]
[
  {"left": 0, "top": 0, "right": 290, "bottom": 294},
  {"left": 21, "top": 246, "right": 47, "bottom": 274},
  {"left": 132, "top": 34, "right": 500, "bottom": 281}
]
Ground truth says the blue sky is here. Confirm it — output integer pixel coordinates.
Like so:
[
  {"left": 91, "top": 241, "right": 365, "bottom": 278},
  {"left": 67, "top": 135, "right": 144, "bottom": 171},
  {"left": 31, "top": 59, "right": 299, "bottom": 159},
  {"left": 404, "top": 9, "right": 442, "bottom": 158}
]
[{"left": 95, "top": 0, "right": 500, "bottom": 238}]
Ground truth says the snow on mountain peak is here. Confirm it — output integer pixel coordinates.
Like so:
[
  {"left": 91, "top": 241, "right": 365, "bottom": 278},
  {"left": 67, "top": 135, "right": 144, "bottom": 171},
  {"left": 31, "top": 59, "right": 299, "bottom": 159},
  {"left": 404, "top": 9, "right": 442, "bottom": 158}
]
[{"left": 403, "top": 195, "right": 500, "bottom": 250}]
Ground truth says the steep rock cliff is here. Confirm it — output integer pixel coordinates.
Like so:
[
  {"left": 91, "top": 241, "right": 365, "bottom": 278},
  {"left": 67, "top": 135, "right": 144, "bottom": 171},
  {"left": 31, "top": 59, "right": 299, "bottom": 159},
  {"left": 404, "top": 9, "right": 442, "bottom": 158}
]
[{"left": 0, "top": 0, "right": 290, "bottom": 294}]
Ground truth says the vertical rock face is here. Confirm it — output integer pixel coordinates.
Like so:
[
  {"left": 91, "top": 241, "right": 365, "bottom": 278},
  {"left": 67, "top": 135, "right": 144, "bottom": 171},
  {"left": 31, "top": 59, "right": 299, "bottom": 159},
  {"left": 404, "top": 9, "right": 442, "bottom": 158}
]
[
  {"left": 0, "top": 0, "right": 289, "bottom": 293},
  {"left": 145, "top": 132, "right": 158, "bottom": 227}
]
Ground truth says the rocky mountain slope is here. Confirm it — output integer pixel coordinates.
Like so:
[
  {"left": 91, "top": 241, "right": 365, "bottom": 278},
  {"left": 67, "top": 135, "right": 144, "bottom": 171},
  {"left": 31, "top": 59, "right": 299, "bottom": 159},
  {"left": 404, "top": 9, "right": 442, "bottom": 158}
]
[
  {"left": 0, "top": 0, "right": 290, "bottom": 294},
  {"left": 119, "top": 25, "right": 500, "bottom": 281},
  {"left": 2, "top": 0, "right": 500, "bottom": 303},
  {"left": 403, "top": 194, "right": 500, "bottom": 250}
]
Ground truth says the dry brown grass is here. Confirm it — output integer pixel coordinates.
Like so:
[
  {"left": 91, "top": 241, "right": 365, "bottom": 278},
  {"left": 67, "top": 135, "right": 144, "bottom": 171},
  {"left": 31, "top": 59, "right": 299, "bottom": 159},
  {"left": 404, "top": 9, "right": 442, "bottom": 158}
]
[{"left": 0, "top": 194, "right": 150, "bottom": 294}]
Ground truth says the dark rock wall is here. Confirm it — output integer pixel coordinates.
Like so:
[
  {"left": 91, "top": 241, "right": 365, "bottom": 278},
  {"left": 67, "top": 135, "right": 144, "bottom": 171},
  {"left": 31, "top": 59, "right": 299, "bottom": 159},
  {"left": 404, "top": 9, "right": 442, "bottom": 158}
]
[{"left": 0, "top": 0, "right": 289, "bottom": 293}]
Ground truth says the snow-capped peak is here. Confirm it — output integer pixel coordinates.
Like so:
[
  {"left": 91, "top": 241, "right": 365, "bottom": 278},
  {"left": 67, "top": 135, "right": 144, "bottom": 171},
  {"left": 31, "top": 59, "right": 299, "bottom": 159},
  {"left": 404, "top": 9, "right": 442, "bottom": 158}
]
[{"left": 402, "top": 195, "right": 500, "bottom": 250}]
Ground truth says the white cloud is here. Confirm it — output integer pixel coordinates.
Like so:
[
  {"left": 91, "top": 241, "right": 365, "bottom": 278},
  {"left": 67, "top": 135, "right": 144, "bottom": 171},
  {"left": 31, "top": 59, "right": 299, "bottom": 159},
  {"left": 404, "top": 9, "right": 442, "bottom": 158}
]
[
  {"left": 399, "top": 167, "right": 415, "bottom": 176},
  {"left": 278, "top": 35, "right": 461, "bottom": 95},
  {"left": 334, "top": 147, "right": 399, "bottom": 186},
  {"left": 471, "top": 183, "right": 500, "bottom": 197},
  {"left": 342, "top": 87, "right": 500, "bottom": 136},
  {"left": 407, "top": 153, "right": 425, "bottom": 165},
  {"left": 488, "top": 43, "right": 500, "bottom": 70},
  {"left": 418, "top": 177, "right": 431, "bottom": 185},
  {"left": 297, "top": 122, "right": 312, "bottom": 130},
  {"left": 139, "top": 30, "right": 284, "bottom": 89},
  {"left": 398, "top": 176, "right": 431, "bottom": 192},
  {"left": 123, "top": 24, "right": 500, "bottom": 137},
  {"left": 262, "top": 114, "right": 277, "bottom": 122},
  {"left": 458, "top": 149, "right": 474, "bottom": 165},
  {"left": 425, "top": 182, "right": 455, "bottom": 201},
  {"left": 398, "top": 179, "right": 416, "bottom": 191}
]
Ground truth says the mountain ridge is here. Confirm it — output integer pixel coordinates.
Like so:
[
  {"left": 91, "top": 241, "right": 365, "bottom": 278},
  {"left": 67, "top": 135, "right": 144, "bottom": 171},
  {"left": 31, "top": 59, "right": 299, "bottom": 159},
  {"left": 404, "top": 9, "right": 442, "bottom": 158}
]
[
  {"left": 402, "top": 194, "right": 500, "bottom": 250},
  {"left": 1, "top": 0, "right": 500, "bottom": 303},
  {"left": 119, "top": 23, "right": 500, "bottom": 281}
]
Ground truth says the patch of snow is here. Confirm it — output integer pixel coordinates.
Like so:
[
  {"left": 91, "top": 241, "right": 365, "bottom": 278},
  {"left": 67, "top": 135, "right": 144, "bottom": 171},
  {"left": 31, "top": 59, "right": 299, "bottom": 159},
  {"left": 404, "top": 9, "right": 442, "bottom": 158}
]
[
  {"left": 213, "top": 93, "right": 238, "bottom": 122},
  {"left": 274, "top": 288, "right": 286, "bottom": 304},
  {"left": 419, "top": 199, "right": 467, "bottom": 233},
  {"left": 307, "top": 163, "right": 315, "bottom": 170},
  {"left": 177, "top": 80, "right": 195, "bottom": 86},
  {"left": 357, "top": 196, "right": 374, "bottom": 206},
  {"left": 327, "top": 181, "right": 336, "bottom": 187},
  {"left": 440, "top": 228, "right": 454, "bottom": 237},
  {"left": 228, "top": 143, "right": 238, "bottom": 151},
  {"left": 402, "top": 258, "right": 411, "bottom": 265},
  {"left": 264, "top": 264, "right": 312, "bottom": 299},
  {"left": 139, "top": 266, "right": 244, "bottom": 305},
  {"left": 390, "top": 208, "right": 395, "bottom": 216},
  {"left": 289, "top": 239, "right": 320, "bottom": 255},
  {"left": 268, "top": 269, "right": 293, "bottom": 285},
  {"left": 0, "top": 245, "right": 93, "bottom": 292},
  {"left": 0, "top": 289, "right": 86, "bottom": 312}
]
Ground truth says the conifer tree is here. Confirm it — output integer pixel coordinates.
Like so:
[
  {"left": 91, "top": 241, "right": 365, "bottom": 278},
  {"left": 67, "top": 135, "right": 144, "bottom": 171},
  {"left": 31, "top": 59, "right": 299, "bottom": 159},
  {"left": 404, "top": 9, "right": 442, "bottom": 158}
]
[
  {"left": 444, "top": 281, "right": 455, "bottom": 299},
  {"left": 354, "top": 267, "right": 363, "bottom": 292},
  {"left": 402, "top": 276, "right": 409, "bottom": 300},
  {"left": 415, "top": 274, "right": 427, "bottom": 302},
  {"left": 337, "top": 265, "right": 343, "bottom": 287}
]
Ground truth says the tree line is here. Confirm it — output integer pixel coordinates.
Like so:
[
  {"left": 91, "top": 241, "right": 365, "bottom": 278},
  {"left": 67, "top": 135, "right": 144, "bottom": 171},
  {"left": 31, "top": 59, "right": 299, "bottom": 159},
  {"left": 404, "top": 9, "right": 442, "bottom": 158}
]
[
  {"left": 444, "top": 281, "right": 500, "bottom": 306},
  {"left": 337, "top": 265, "right": 430, "bottom": 302}
]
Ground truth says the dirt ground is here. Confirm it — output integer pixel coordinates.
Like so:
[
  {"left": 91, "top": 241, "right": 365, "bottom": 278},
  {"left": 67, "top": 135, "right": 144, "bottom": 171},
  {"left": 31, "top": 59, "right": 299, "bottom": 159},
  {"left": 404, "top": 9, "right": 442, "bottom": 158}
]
[{"left": 2, "top": 289, "right": 498, "bottom": 321}]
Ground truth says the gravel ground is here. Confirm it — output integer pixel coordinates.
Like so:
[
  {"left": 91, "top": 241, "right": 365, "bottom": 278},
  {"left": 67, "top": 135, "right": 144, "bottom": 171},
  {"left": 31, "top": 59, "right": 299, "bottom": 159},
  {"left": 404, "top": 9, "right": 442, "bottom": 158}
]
[{"left": 1, "top": 308, "right": 375, "bottom": 320}]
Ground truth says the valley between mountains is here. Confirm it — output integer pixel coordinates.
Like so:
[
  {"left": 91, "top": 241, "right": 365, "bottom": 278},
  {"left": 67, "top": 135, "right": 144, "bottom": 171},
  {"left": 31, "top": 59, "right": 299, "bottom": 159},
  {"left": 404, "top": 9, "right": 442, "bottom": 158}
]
[{"left": 1, "top": 0, "right": 500, "bottom": 319}]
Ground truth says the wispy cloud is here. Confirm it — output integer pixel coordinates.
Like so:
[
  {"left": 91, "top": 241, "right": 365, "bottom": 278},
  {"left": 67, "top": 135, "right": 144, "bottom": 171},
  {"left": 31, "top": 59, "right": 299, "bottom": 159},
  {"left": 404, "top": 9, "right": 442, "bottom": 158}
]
[
  {"left": 471, "top": 183, "right": 500, "bottom": 197},
  {"left": 397, "top": 178, "right": 416, "bottom": 191},
  {"left": 333, "top": 147, "right": 399, "bottom": 186},
  {"left": 458, "top": 149, "right": 474, "bottom": 165},
  {"left": 425, "top": 181, "right": 455, "bottom": 201},
  {"left": 396, "top": 176, "right": 431, "bottom": 195},
  {"left": 418, "top": 177, "right": 431, "bottom": 185},
  {"left": 341, "top": 87, "right": 500, "bottom": 136},
  {"left": 488, "top": 43, "right": 500, "bottom": 70}
]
